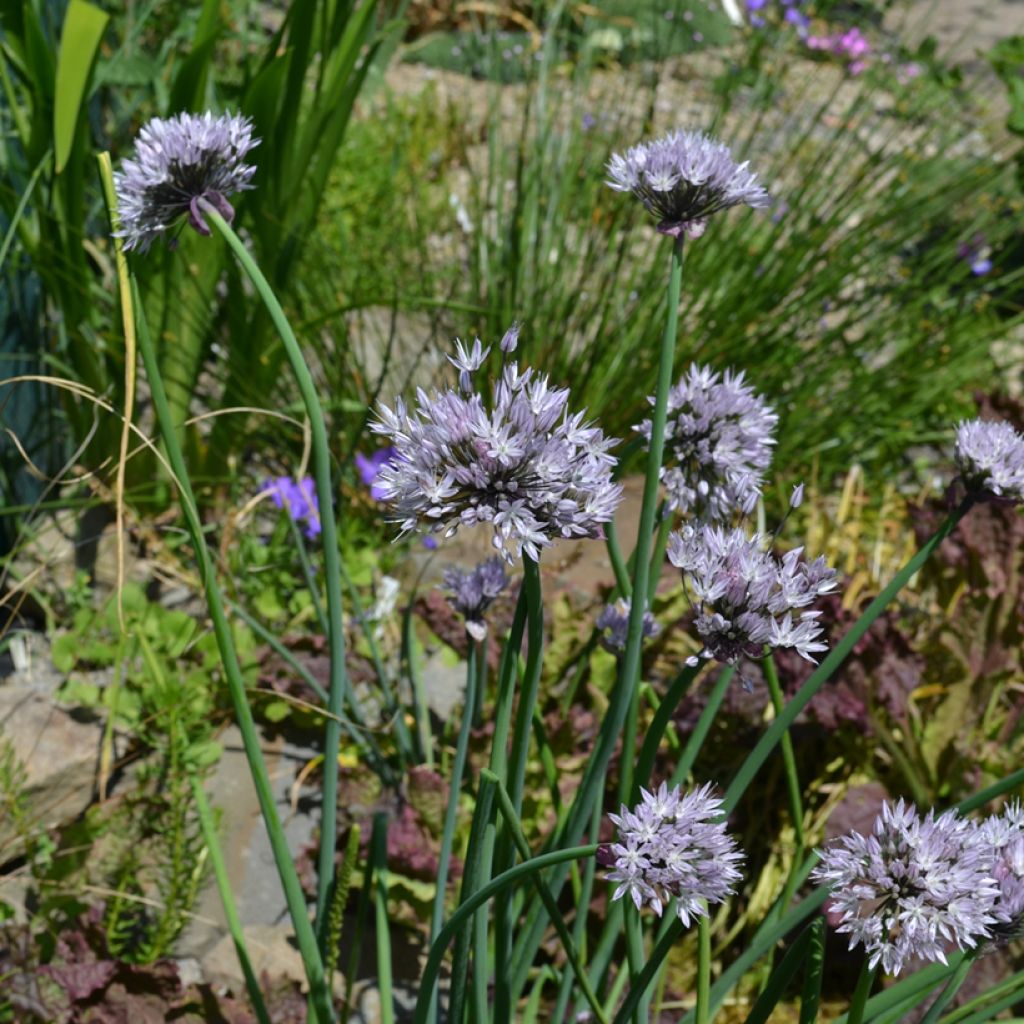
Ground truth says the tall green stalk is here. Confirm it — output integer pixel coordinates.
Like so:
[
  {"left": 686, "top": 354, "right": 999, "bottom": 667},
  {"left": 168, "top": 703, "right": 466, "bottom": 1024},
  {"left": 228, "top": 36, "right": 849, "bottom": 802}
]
[
  {"left": 696, "top": 914, "right": 712, "bottom": 1024},
  {"left": 99, "top": 157, "right": 333, "bottom": 1022},
  {"left": 425, "top": 641, "right": 480, "bottom": 1024},
  {"left": 507, "top": 236, "right": 685, "bottom": 1002},
  {"left": 847, "top": 960, "right": 877, "bottom": 1024},
  {"left": 200, "top": 201, "right": 351, "bottom": 948}
]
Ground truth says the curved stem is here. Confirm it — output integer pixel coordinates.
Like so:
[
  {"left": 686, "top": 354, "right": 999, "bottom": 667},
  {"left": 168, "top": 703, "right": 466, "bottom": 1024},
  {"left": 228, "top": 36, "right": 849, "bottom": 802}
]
[
  {"left": 412, "top": 844, "right": 600, "bottom": 1024},
  {"left": 201, "top": 203, "right": 353, "bottom": 947}
]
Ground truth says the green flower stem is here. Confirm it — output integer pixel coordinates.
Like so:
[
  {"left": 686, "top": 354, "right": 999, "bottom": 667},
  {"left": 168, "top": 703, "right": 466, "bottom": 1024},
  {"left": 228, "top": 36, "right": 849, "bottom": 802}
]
[
  {"left": 723, "top": 498, "right": 972, "bottom": 813},
  {"left": 605, "top": 518, "right": 632, "bottom": 597},
  {"left": 372, "top": 815, "right": 395, "bottom": 1024},
  {"left": 554, "top": 797, "right": 602, "bottom": 1022},
  {"left": 670, "top": 666, "right": 734, "bottom": 787},
  {"left": 618, "top": 660, "right": 641, "bottom": 808},
  {"left": 762, "top": 652, "right": 804, "bottom": 849},
  {"left": 955, "top": 766, "right": 1024, "bottom": 814},
  {"left": 647, "top": 507, "right": 673, "bottom": 605},
  {"left": 696, "top": 913, "right": 712, "bottom": 1024},
  {"left": 191, "top": 777, "right": 272, "bottom": 1024},
  {"left": 507, "top": 240, "right": 684, "bottom": 1001},
  {"left": 624, "top": 904, "right": 648, "bottom": 1024},
  {"left": 128, "top": 276, "right": 333, "bottom": 1023},
  {"left": 412, "top": 843, "right": 601, "bottom": 1024},
  {"left": 201, "top": 203, "right": 352, "bottom": 945},
  {"left": 612, "top": 917, "right": 685, "bottom": 1024},
  {"left": 847, "top": 959, "right": 877, "bottom": 1024},
  {"left": 634, "top": 661, "right": 701, "bottom": 798},
  {"left": 425, "top": 641, "right": 480, "bottom": 1024},
  {"left": 920, "top": 954, "right": 975, "bottom": 1024},
  {"left": 508, "top": 555, "right": 544, "bottom": 813},
  {"left": 485, "top": 769, "right": 609, "bottom": 1024}
]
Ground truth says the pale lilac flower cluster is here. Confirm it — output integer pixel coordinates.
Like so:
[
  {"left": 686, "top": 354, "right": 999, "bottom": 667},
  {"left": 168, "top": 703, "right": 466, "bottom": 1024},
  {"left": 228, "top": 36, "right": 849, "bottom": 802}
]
[
  {"left": 442, "top": 558, "right": 510, "bottom": 641},
  {"left": 606, "top": 130, "right": 770, "bottom": 239},
  {"left": 636, "top": 364, "right": 778, "bottom": 522},
  {"left": 980, "top": 802, "right": 1024, "bottom": 944},
  {"left": 115, "top": 112, "right": 259, "bottom": 252},
  {"left": 595, "top": 597, "right": 660, "bottom": 653},
  {"left": 606, "top": 783, "right": 743, "bottom": 926},
  {"left": 263, "top": 476, "right": 321, "bottom": 540},
  {"left": 371, "top": 332, "right": 622, "bottom": 562},
  {"left": 954, "top": 419, "right": 1024, "bottom": 503},
  {"left": 668, "top": 525, "right": 837, "bottom": 665},
  {"left": 813, "top": 800, "right": 999, "bottom": 975}
]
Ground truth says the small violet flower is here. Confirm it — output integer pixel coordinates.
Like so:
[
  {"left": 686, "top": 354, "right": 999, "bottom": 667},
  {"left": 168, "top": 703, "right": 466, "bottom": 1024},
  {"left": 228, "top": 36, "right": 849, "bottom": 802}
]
[
  {"left": 442, "top": 558, "right": 510, "bottom": 641},
  {"left": 263, "top": 476, "right": 321, "bottom": 540},
  {"left": 371, "top": 328, "right": 622, "bottom": 563},
  {"left": 668, "top": 524, "right": 838, "bottom": 666},
  {"left": 954, "top": 418, "right": 1024, "bottom": 504},
  {"left": 355, "top": 447, "right": 396, "bottom": 501},
  {"left": 812, "top": 800, "right": 999, "bottom": 975},
  {"left": 606, "top": 130, "right": 770, "bottom": 239},
  {"left": 114, "top": 112, "right": 259, "bottom": 253},
  {"left": 596, "top": 597, "right": 660, "bottom": 653},
  {"left": 636, "top": 363, "right": 778, "bottom": 522},
  {"left": 958, "top": 235, "right": 993, "bottom": 276},
  {"left": 605, "top": 783, "right": 744, "bottom": 926}
]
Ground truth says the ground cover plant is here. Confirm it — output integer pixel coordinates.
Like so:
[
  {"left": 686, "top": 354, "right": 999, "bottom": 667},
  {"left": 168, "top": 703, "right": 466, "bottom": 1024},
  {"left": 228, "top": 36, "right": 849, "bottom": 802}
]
[{"left": 2, "top": 0, "right": 1024, "bottom": 1022}]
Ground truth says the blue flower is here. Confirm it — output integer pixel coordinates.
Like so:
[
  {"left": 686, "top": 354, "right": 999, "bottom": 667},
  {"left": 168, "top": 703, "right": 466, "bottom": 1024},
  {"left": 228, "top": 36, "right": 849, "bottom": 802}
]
[
  {"left": 355, "top": 447, "right": 396, "bottom": 501},
  {"left": 263, "top": 476, "right": 321, "bottom": 540}
]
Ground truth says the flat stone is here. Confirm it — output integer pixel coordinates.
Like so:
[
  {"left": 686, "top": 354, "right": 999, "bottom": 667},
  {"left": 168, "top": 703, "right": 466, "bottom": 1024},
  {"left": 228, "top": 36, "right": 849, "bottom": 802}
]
[{"left": 0, "top": 687, "right": 101, "bottom": 855}]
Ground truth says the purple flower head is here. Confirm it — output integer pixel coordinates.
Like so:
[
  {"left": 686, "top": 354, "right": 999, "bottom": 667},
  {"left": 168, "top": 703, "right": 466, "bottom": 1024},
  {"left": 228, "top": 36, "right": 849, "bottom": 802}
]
[
  {"left": 812, "top": 800, "right": 999, "bottom": 975},
  {"left": 606, "top": 131, "right": 770, "bottom": 239},
  {"left": 637, "top": 364, "right": 778, "bottom": 522},
  {"left": 115, "top": 112, "right": 259, "bottom": 253},
  {"left": 954, "top": 418, "right": 1024, "bottom": 503},
  {"left": 596, "top": 597, "right": 660, "bottom": 653},
  {"left": 355, "top": 447, "right": 396, "bottom": 501},
  {"left": 371, "top": 329, "right": 622, "bottom": 563},
  {"left": 668, "top": 524, "right": 838, "bottom": 665},
  {"left": 606, "top": 782, "right": 744, "bottom": 926},
  {"left": 980, "top": 802, "right": 1024, "bottom": 944},
  {"left": 500, "top": 322, "right": 521, "bottom": 354},
  {"left": 263, "top": 476, "right": 321, "bottom": 540},
  {"left": 745, "top": 0, "right": 768, "bottom": 9},
  {"left": 442, "top": 557, "right": 510, "bottom": 641}
]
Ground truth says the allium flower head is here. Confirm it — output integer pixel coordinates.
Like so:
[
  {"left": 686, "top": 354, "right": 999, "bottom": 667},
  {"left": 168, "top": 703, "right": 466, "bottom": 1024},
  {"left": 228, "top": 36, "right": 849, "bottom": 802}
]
[
  {"left": 370, "top": 330, "right": 622, "bottom": 562},
  {"left": 954, "top": 418, "right": 1024, "bottom": 503},
  {"left": 606, "top": 782, "right": 743, "bottom": 926},
  {"left": 812, "top": 800, "right": 998, "bottom": 975},
  {"left": 442, "top": 558, "right": 510, "bottom": 641},
  {"left": 115, "top": 111, "right": 259, "bottom": 252},
  {"left": 637, "top": 364, "right": 778, "bottom": 521},
  {"left": 263, "top": 476, "right": 321, "bottom": 540},
  {"left": 668, "top": 524, "right": 837, "bottom": 665},
  {"left": 980, "top": 802, "right": 1024, "bottom": 944},
  {"left": 607, "top": 130, "right": 770, "bottom": 238},
  {"left": 596, "top": 597, "right": 660, "bottom": 653}
]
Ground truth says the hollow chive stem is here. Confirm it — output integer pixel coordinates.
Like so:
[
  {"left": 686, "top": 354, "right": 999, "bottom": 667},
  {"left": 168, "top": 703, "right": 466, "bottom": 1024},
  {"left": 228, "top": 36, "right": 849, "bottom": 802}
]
[
  {"left": 920, "top": 954, "right": 976, "bottom": 1024},
  {"left": 425, "top": 640, "right": 481, "bottom": 1024},
  {"left": 696, "top": 913, "right": 712, "bottom": 1024},
  {"left": 199, "top": 201, "right": 352, "bottom": 950}
]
